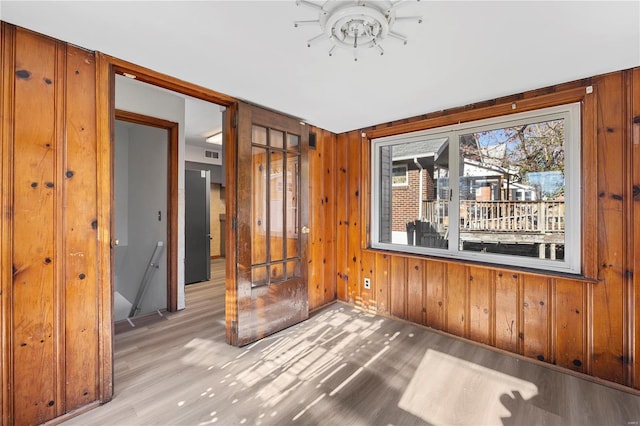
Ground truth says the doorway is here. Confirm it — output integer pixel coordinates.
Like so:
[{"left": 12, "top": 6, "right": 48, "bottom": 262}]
[
  {"left": 113, "top": 112, "right": 177, "bottom": 321},
  {"left": 111, "top": 72, "right": 226, "bottom": 324}
]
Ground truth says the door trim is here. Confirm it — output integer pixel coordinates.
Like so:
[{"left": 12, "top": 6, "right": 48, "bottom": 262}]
[
  {"left": 96, "top": 52, "right": 239, "bottom": 403},
  {"left": 115, "top": 109, "right": 179, "bottom": 312}
]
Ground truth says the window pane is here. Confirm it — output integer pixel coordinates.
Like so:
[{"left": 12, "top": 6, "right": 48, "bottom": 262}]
[
  {"left": 252, "top": 266, "right": 268, "bottom": 287},
  {"left": 458, "top": 119, "right": 566, "bottom": 261},
  {"left": 270, "top": 150, "right": 284, "bottom": 262},
  {"left": 287, "top": 260, "right": 300, "bottom": 279},
  {"left": 286, "top": 152, "right": 299, "bottom": 258},
  {"left": 270, "top": 129, "right": 284, "bottom": 148},
  {"left": 378, "top": 137, "right": 449, "bottom": 249},
  {"left": 251, "top": 147, "right": 267, "bottom": 265},
  {"left": 287, "top": 134, "right": 299, "bottom": 151},
  {"left": 270, "top": 262, "right": 285, "bottom": 283},
  {"left": 252, "top": 125, "right": 267, "bottom": 145}
]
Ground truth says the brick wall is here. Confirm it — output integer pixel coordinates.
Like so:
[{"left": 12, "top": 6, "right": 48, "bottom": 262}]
[{"left": 391, "top": 166, "right": 435, "bottom": 232}]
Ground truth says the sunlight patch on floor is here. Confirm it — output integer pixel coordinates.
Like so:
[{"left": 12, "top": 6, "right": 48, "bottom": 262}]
[{"left": 399, "top": 349, "right": 538, "bottom": 425}]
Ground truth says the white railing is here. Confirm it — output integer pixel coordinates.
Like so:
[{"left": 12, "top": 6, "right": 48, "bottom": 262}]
[{"left": 422, "top": 200, "right": 565, "bottom": 233}]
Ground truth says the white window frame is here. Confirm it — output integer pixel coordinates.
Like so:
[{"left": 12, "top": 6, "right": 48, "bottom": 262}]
[
  {"left": 371, "top": 102, "right": 581, "bottom": 275},
  {"left": 391, "top": 163, "right": 409, "bottom": 187}
]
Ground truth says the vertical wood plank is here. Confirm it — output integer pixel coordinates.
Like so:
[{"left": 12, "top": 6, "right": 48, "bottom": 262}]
[
  {"left": 446, "top": 263, "right": 467, "bottom": 337},
  {"left": 347, "top": 131, "right": 362, "bottom": 304},
  {"left": 0, "top": 22, "right": 16, "bottom": 426},
  {"left": 494, "top": 270, "right": 519, "bottom": 353},
  {"left": 522, "top": 275, "right": 551, "bottom": 363},
  {"left": 582, "top": 80, "right": 598, "bottom": 280},
  {"left": 469, "top": 267, "right": 492, "bottom": 345},
  {"left": 555, "top": 279, "right": 586, "bottom": 373},
  {"left": 308, "top": 127, "right": 324, "bottom": 311},
  {"left": 54, "top": 39, "right": 66, "bottom": 417},
  {"left": 374, "top": 253, "right": 390, "bottom": 315},
  {"left": 406, "top": 258, "right": 424, "bottom": 324},
  {"left": 12, "top": 28, "right": 58, "bottom": 425},
  {"left": 64, "top": 45, "right": 99, "bottom": 411},
  {"left": 622, "top": 70, "right": 634, "bottom": 387},
  {"left": 322, "top": 130, "right": 337, "bottom": 306},
  {"left": 94, "top": 51, "right": 114, "bottom": 404},
  {"left": 425, "top": 260, "right": 446, "bottom": 330},
  {"left": 632, "top": 67, "right": 640, "bottom": 390},
  {"left": 390, "top": 256, "right": 406, "bottom": 319},
  {"left": 359, "top": 251, "right": 376, "bottom": 312},
  {"left": 593, "top": 72, "right": 625, "bottom": 383},
  {"left": 335, "top": 133, "right": 349, "bottom": 301}
]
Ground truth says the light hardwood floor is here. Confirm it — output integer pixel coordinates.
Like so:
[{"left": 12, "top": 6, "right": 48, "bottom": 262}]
[{"left": 66, "top": 259, "right": 640, "bottom": 425}]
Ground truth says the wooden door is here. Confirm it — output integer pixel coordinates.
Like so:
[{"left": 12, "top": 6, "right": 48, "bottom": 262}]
[{"left": 227, "top": 102, "right": 309, "bottom": 346}]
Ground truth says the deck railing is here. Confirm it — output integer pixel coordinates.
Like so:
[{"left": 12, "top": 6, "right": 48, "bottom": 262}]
[{"left": 422, "top": 200, "right": 565, "bottom": 234}]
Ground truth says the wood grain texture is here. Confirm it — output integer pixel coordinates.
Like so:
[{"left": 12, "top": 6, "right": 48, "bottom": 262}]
[
  {"left": 375, "top": 253, "right": 390, "bottom": 315},
  {"left": 446, "top": 263, "right": 467, "bottom": 337},
  {"left": 308, "top": 129, "right": 324, "bottom": 310},
  {"left": 307, "top": 127, "right": 337, "bottom": 312},
  {"left": 94, "top": 51, "right": 114, "bottom": 405},
  {"left": 359, "top": 251, "right": 376, "bottom": 312},
  {"left": 321, "top": 129, "right": 337, "bottom": 307},
  {"left": 632, "top": 67, "right": 640, "bottom": 390},
  {"left": 425, "top": 260, "right": 446, "bottom": 330},
  {"left": 555, "top": 279, "right": 586, "bottom": 373},
  {"left": 12, "top": 28, "right": 58, "bottom": 425},
  {"left": 335, "top": 74, "right": 640, "bottom": 392},
  {"left": 406, "top": 258, "right": 424, "bottom": 324},
  {"left": 494, "top": 271, "right": 519, "bottom": 353},
  {"left": 522, "top": 275, "right": 551, "bottom": 363},
  {"left": 232, "top": 102, "right": 309, "bottom": 346},
  {"left": 65, "top": 260, "right": 640, "bottom": 426},
  {"left": 335, "top": 133, "right": 349, "bottom": 302},
  {"left": 390, "top": 256, "right": 407, "bottom": 318},
  {"left": 593, "top": 72, "right": 625, "bottom": 384},
  {"left": 63, "top": 43, "right": 99, "bottom": 413},
  {"left": 347, "top": 131, "right": 362, "bottom": 305},
  {"left": 469, "top": 267, "right": 492, "bottom": 345},
  {"left": 0, "top": 22, "right": 16, "bottom": 426},
  {"left": 107, "top": 56, "right": 235, "bottom": 107},
  {"left": 223, "top": 103, "right": 239, "bottom": 345}
]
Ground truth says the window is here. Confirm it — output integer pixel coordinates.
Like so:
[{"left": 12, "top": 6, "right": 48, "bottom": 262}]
[
  {"left": 392, "top": 164, "right": 408, "bottom": 186},
  {"left": 371, "top": 103, "right": 581, "bottom": 274}
]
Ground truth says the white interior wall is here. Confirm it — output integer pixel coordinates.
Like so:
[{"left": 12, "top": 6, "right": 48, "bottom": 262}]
[
  {"left": 114, "top": 122, "right": 131, "bottom": 321},
  {"left": 115, "top": 75, "right": 187, "bottom": 311},
  {"left": 114, "top": 123, "right": 129, "bottom": 246},
  {"left": 124, "top": 124, "right": 168, "bottom": 315}
]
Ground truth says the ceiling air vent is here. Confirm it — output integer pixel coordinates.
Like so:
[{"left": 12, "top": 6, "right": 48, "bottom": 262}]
[{"left": 205, "top": 150, "right": 219, "bottom": 159}]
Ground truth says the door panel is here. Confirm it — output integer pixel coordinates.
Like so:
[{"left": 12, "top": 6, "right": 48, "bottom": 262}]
[
  {"left": 185, "top": 169, "right": 211, "bottom": 284},
  {"left": 228, "top": 102, "right": 309, "bottom": 346}
]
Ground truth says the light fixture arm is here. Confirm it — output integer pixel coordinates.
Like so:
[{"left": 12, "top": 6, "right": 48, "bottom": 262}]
[{"left": 294, "top": 0, "right": 422, "bottom": 61}]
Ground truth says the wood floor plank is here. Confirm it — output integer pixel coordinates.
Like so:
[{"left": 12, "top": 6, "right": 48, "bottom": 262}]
[{"left": 65, "top": 259, "right": 640, "bottom": 426}]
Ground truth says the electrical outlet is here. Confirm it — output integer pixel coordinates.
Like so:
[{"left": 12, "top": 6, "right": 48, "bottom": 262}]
[{"left": 363, "top": 277, "right": 371, "bottom": 290}]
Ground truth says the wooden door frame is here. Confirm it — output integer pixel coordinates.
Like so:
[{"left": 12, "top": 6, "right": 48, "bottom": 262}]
[
  {"left": 95, "top": 53, "right": 237, "bottom": 402},
  {"left": 114, "top": 109, "right": 179, "bottom": 313}
]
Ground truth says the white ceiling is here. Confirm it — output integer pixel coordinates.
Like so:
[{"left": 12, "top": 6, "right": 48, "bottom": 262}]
[{"left": 2, "top": 1, "right": 639, "bottom": 133}]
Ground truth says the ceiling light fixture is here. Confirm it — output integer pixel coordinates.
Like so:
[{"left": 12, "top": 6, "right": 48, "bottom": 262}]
[
  {"left": 206, "top": 132, "right": 223, "bottom": 145},
  {"left": 295, "top": 0, "right": 422, "bottom": 61}
]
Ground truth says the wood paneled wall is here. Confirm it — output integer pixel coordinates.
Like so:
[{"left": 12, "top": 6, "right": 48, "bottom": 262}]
[
  {"left": 335, "top": 69, "right": 640, "bottom": 390},
  {"left": 1, "top": 25, "right": 106, "bottom": 425},
  {"left": 1, "top": 18, "right": 639, "bottom": 426},
  {"left": 307, "top": 128, "right": 338, "bottom": 311}
]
